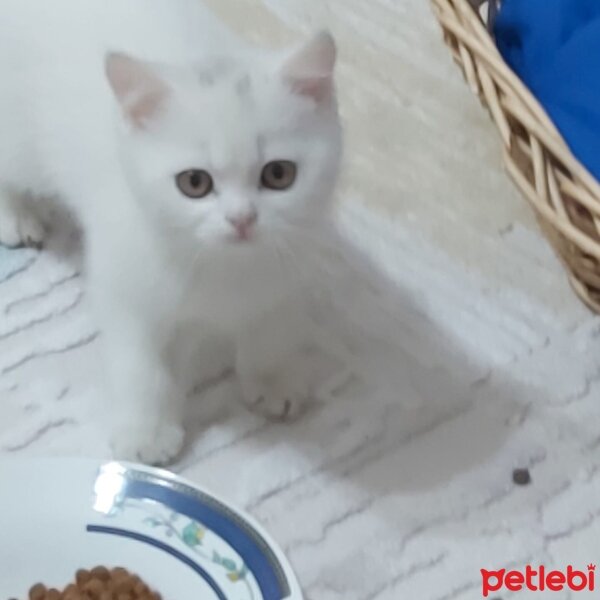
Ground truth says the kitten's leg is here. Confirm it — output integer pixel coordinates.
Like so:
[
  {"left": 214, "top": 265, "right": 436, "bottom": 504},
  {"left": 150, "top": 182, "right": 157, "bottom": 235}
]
[
  {"left": 103, "top": 318, "right": 186, "bottom": 465},
  {"left": 0, "top": 188, "right": 45, "bottom": 248},
  {"left": 235, "top": 304, "right": 315, "bottom": 421},
  {"left": 87, "top": 226, "right": 186, "bottom": 465}
]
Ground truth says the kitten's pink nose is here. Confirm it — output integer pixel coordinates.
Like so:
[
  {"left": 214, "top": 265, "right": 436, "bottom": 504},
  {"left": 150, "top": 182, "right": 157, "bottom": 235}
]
[{"left": 227, "top": 210, "right": 258, "bottom": 240}]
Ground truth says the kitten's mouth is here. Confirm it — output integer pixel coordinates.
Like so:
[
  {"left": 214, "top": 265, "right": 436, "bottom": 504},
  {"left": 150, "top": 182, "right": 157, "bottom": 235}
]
[{"left": 228, "top": 230, "right": 256, "bottom": 244}]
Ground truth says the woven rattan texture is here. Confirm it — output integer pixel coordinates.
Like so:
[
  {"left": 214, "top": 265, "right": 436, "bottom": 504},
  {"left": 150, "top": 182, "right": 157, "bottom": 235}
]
[{"left": 432, "top": 0, "right": 600, "bottom": 312}]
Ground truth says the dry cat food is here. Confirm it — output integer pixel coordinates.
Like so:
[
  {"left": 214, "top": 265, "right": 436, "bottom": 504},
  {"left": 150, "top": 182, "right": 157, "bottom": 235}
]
[{"left": 20, "top": 567, "right": 162, "bottom": 600}]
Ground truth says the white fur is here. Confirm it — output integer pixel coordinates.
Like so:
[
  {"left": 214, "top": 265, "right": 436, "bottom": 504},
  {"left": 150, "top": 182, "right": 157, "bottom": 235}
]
[{"left": 0, "top": 0, "right": 342, "bottom": 464}]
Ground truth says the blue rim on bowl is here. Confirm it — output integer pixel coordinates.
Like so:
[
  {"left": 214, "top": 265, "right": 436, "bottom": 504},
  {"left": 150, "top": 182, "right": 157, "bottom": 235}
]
[{"left": 91, "top": 462, "right": 294, "bottom": 600}]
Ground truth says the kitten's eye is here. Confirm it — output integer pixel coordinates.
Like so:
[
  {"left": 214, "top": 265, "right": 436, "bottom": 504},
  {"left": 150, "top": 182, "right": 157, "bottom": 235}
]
[
  {"left": 176, "top": 169, "right": 213, "bottom": 199},
  {"left": 261, "top": 161, "right": 297, "bottom": 191}
]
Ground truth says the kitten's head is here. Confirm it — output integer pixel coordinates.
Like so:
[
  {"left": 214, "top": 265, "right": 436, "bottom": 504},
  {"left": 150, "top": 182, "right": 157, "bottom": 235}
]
[{"left": 106, "top": 32, "right": 341, "bottom": 255}]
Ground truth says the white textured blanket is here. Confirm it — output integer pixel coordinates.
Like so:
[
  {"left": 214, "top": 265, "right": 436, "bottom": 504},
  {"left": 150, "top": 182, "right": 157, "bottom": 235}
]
[{"left": 2, "top": 1, "right": 599, "bottom": 598}]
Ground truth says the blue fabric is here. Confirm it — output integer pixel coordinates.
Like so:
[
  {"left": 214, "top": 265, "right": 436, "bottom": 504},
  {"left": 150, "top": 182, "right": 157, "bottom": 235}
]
[{"left": 495, "top": 0, "right": 600, "bottom": 181}]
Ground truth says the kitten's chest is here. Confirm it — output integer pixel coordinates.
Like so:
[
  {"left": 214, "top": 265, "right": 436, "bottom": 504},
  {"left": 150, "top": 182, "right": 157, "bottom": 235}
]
[{"left": 185, "top": 250, "right": 303, "bottom": 331}]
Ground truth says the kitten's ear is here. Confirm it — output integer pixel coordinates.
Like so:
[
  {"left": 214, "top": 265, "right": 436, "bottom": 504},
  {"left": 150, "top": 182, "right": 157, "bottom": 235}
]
[
  {"left": 105, "top": 52, "right": 169, "bottom": 129},
  {"left": 281, "top": 31, "right": 337, "bottom": 103}
]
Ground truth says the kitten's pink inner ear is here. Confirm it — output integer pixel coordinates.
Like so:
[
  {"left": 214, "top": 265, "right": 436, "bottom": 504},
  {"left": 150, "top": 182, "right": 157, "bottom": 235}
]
[
  {"left": 105, "top": 52, "right": 169, "bottom": 128},
  {"left": 282, "top": 31, "right": 337, "bottom": 102}
]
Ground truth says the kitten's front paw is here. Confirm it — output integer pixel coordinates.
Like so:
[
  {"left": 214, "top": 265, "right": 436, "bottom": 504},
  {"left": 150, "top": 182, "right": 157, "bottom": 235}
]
[
  {"left": 110, "top": 421, "right": 185, "bottom": 466},
  {"left": 0, "top": 199, "right": 44, "bottom": 249},
  {"left": 240, "top": 372, "right": 310, "bottom": 422}
]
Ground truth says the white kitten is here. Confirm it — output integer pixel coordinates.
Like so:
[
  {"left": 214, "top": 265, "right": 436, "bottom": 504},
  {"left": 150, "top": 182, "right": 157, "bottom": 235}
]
[{"left": 0, "top": 0, "right": 342, "bottom": 464}]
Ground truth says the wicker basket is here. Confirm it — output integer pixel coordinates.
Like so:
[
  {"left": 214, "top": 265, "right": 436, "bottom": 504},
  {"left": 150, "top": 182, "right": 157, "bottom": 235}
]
[{"left": 431, "top": 0, "right": 600, "bottom": 312}]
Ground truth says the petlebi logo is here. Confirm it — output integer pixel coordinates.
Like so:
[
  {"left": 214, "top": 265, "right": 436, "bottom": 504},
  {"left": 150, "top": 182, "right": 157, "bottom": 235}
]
[{"left": 481, "top": 564, "right": 596, "bottom": 597}]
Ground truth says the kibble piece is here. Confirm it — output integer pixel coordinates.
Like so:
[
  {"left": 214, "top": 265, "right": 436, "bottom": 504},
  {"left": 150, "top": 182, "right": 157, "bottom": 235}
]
[
  {"left": 28, "top": 583, "right": 47, "bottom": 600},
  {"left": 26, "top": 565, "right": 162, "bottom": 600},
  {"left": 134, "top": 581, "right": 149, "bottom": 595},
  {"left": 513, "top": 467, "right": 532, "bottom": 485},
  {"left": 76, "top": 570, "right": 92, "bottom": 586},
  {"left": 83, "top": 578, "right": 105, "bottom": 598},
  {"left": 111, "top": 568, "right": 129, "bottom": 581},
  {"left": 114, "top": 578, "right": 134, "bottom": 594},
  {"left": 90, "top": 567, "right": 111, "bottom": 582}
]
